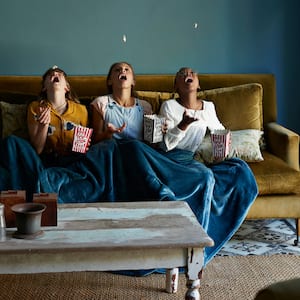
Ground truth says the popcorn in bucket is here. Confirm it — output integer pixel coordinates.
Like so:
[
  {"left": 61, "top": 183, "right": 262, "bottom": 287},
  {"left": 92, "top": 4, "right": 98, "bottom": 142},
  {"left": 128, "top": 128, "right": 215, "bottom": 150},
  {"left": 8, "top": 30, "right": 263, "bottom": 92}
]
[
  {"left": 144, "top": 114, "right": 166, "bottom": 143},
  {"left": 72, "top": 126, "right": 93, "bottom": 153},
  {"left": 210, "top": 129, "right": 231, "bottom": 161}
]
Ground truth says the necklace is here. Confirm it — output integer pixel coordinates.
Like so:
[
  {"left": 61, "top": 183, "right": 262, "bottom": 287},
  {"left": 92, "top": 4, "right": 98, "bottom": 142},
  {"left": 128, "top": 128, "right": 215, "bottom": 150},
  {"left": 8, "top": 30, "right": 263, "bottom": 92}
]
[
  {"left": 53, "top": 101, "right": 67, "bottom": 111},
  {"left": 178, "top": 98, "right": 203, "bottom": 110}
]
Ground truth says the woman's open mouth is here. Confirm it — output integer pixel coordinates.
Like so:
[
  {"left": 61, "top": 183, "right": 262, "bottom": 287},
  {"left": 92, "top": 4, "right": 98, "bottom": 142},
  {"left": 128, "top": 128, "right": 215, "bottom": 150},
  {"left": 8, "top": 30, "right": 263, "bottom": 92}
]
[
  {"left": 119, "top": 74, "right": 127, "bottom": 80},
  {"left": 185, "top": 77, "right": 193, "bottom": 83},
  {"left": 52, "top": 76, "right": 60, "bottom": 83}
]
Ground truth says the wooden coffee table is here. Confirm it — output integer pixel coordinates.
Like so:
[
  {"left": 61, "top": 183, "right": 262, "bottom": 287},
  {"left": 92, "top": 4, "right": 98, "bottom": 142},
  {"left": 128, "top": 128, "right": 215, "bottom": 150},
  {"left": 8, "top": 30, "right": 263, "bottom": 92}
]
[{"left": 0, "top": 201, "right": 213, "bottom": 300}]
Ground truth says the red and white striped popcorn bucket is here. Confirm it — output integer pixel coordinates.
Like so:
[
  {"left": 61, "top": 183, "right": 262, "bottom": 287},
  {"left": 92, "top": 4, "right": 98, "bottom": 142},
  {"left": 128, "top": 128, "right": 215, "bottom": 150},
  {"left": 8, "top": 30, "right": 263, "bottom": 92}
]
[
  {"left": 210, "top": 129, "right": 231, "bottom": 161},
  {"left": 72, "top": 126, "right": 93, "bottom": 153}
]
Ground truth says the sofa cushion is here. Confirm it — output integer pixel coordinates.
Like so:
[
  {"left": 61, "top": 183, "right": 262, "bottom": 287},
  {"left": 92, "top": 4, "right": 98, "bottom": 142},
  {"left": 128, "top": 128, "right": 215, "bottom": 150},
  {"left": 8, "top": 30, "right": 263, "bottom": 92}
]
[
  {"left": 0, "top": 91, "right": 37, "bottom": 139},
  {"left": 133, "top": 91, "right": 161, "bottom": 114},
  {"left": 198, "top": 83, "right": 263, "bottom": 131},
  {"left": 249, "top": 151, "right": 300, "bottom": 195},
  {"left": 0, "top": 101, "right": 29, "bottom": 139},
  {"left": 194, "top": 129, "right": 264, "bottom": 163},
  {"left": 136, "top": 83, "right": 263, "bottom": 131},
  {"left": 0, "top": 91, "right": 36, "bottom": 104},
  {"left": 78, "top": 96, "right": 100, "bottom": 105}
]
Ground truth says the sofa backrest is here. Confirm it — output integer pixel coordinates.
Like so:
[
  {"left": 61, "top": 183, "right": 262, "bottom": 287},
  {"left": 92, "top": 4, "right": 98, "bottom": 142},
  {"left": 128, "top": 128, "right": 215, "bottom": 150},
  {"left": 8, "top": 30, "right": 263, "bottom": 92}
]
[
  {"left": 0, "top": 73, "right": 276, "bottom": 138},
  {"left": 0, "top": 73, "right": 277, "bottom": 122}
]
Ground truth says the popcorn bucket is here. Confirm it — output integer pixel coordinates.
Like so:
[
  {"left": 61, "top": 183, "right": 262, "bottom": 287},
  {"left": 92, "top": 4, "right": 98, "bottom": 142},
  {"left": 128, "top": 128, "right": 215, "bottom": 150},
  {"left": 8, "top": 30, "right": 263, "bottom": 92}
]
[
  {"left": 210, "top": 129, "right": 231, "bottom": 161},
  {"left": 72, "top": 126, "right": 93, "bottom": 153},
  {"left": 144, "top": 114, "right": 166, "bottom": 143}
]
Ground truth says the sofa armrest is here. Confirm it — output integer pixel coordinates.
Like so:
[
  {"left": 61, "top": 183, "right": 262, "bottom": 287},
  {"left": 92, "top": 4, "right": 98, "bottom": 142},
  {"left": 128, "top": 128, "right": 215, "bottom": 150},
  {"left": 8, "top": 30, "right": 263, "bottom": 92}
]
[{"left": 265, "top": 122, "right": 299, "bottom": 171}]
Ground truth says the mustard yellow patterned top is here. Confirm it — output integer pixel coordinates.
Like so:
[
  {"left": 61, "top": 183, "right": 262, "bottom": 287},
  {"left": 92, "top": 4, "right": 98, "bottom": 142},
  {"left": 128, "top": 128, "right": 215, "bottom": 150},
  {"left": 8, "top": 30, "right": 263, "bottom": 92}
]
[{"left": 27, "top": 100, "right": 88, "bottom": 156}]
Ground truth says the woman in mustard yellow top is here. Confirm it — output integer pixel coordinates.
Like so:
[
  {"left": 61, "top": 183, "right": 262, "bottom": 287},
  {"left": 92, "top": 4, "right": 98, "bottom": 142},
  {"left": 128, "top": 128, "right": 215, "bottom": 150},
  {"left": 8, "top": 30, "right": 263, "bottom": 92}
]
[
  {"left": 0, "top": 66, "right": 89, "bottom": 199},
  {"left": 27, "top": 66, "right": 89, "bottom": 166}
]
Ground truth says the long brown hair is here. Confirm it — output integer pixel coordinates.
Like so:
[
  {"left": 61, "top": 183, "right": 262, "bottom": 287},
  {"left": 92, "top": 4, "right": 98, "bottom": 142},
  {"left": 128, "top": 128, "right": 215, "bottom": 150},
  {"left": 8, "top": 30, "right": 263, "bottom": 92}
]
[
  {"left": 38, "top": 66, "right": 79, "bottom": 103},
  {"left": 106, "top": 61, "right": 136, "bottom": 94}
]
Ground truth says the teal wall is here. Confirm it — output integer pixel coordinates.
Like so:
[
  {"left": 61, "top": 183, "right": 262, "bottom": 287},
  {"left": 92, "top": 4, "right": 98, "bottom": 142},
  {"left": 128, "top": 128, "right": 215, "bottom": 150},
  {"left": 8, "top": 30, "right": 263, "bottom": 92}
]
[{"left": 0, "top": 0, "right": 300, "bottom": 135}]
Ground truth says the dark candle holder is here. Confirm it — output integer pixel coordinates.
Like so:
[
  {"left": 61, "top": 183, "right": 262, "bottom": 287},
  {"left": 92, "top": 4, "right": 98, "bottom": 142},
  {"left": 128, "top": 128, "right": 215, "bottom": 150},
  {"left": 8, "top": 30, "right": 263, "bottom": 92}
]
[{"left": 11, "top": 203, "right": 46, "bottom": 239}]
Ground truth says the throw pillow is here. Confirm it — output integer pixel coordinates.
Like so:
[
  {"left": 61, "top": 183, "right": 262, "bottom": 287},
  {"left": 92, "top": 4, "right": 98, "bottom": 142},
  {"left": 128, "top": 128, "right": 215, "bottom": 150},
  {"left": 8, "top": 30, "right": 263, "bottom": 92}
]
[
  {"left": 135, "top": 83, "right": 263, "bottom": 130},
  {"left": 133, "top": 91, "right": 161, "bottom": 114},
  {"left": 194, "top": 129, "right": 264, "bottom": 164},
  {"left": 0, "top": 101, "right": 29, "bottom": 139},
  {"left": 0, "top": 91, "right": 37, "bottom": 104},
  {"left": 198, "top": 83, "right": 263, "bottom": 131}
]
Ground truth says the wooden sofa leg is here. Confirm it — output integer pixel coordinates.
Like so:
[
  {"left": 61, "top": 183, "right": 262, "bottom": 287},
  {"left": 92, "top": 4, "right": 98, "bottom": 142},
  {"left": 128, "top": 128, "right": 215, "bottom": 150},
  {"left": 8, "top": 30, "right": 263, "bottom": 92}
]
[{"left": 294, "top": 218, "right": 300, "bottom": 246}]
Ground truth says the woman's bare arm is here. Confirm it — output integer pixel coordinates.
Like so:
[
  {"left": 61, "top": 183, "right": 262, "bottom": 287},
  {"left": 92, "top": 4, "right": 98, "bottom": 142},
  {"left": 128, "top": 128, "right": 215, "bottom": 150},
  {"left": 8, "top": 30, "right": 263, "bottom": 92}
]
[{"left": 27, "top": 106, "right": 50, "bottom": 154}]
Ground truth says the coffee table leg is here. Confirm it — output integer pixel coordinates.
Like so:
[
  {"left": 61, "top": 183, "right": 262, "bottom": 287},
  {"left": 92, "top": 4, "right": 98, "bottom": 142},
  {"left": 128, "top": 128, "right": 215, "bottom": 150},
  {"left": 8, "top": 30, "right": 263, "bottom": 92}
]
[
  {"left": 185, "top": 247, "right": 204, "bottom": 300},
  {"left": 166, "top": 267, "right": 179, "bottom": 293}
]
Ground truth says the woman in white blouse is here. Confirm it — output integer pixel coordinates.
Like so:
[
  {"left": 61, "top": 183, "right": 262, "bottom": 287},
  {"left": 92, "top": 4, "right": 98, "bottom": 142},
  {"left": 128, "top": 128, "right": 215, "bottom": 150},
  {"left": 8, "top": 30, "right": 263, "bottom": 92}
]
[
  {"left": 159, "top": 67, "right": 258, "bottom": 266},
  {"left": 160, "top": 67, "right": 224, "bottom": 153}
]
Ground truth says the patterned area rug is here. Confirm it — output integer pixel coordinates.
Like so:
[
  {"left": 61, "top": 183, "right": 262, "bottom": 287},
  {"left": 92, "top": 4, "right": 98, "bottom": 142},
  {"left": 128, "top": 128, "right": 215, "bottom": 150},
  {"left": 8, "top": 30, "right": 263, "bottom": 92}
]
[{"left": 218, "top": 218, "right": 300, "bottom": 256}]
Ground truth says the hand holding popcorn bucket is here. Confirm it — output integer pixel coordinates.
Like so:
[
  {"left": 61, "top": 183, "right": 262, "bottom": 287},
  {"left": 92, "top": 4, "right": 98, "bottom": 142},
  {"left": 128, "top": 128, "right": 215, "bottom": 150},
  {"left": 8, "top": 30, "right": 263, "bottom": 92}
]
[
  {"left": 210, "top": 129, "right": 231, "bottom": 162},
  {"left": 143, "top": 114, "right": 166, "bottom": 143},
  {"left": 72, "top": 126, "right": 93, "bottom": 153}
]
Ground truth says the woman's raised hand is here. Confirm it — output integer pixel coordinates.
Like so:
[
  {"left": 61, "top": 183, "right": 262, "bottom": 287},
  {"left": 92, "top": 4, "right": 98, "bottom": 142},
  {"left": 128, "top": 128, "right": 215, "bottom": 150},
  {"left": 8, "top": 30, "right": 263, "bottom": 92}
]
[
  {"left": 36, "top": 105, "right": 51, "bottom": 126},
  {"left": 178, "top": 110, "right": 198, "bottom": 131}
]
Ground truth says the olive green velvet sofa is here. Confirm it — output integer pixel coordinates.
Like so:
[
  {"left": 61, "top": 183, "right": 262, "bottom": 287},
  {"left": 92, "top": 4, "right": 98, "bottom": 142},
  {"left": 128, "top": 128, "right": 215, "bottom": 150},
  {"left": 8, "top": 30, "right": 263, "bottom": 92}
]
[{"left": 0, "top": 73, "right": 300, "bottom": 243}]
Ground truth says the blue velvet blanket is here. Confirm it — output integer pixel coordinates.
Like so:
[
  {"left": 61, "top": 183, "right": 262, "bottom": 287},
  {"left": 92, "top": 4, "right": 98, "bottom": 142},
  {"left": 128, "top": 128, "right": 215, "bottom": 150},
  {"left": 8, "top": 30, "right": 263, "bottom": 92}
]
[{"left": 0, "top": 135, "right": 258, "bottom": 272}]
